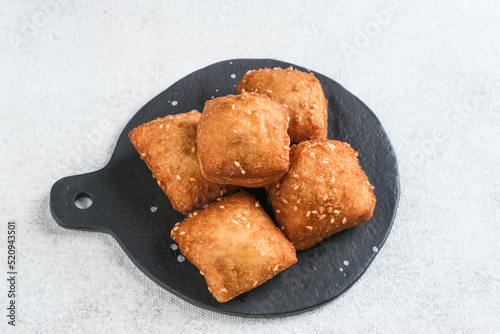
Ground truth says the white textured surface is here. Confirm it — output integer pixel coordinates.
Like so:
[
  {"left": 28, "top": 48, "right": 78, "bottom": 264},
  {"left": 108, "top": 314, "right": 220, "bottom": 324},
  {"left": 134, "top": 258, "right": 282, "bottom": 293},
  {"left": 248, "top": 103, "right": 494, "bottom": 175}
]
[{"left": 1, "top": 0, "right": 500, "bottom": 333}]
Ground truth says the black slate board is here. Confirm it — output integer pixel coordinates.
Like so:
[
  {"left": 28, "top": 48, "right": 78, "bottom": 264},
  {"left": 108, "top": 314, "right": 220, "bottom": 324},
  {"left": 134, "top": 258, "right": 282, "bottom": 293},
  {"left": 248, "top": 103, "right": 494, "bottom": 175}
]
[{"left": 50, "top": 59, "right": 400, "bottom": 317}]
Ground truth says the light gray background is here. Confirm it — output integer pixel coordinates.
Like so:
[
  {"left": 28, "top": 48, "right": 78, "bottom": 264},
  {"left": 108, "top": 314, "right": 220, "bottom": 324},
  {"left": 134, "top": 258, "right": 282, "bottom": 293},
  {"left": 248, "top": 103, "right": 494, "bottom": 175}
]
[{"left": 1, "top": 0, "right": 499, "bottom": 333}]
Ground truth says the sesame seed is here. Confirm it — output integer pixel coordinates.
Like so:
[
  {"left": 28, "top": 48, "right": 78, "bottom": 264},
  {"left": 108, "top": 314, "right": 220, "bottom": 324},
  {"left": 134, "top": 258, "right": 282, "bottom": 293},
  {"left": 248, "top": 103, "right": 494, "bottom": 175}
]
[
  {"left": 241, "top": 217, "right": 247, "bottom": 220},
  {"left": 319, "top": 214, "right": 326, "bottom": 219},
  {"left": 323, "top": 194, "right": 328, "bottom": 201},
  {"left": 311, "top": 210, "right": 318, "bottom": 214},
  {"left": 236, "top": 213, "right": 242, "bottom": 218},
  {"left": 306, "top": 226, "right": 313, "bottom": 230},
  {"left": 319, "top": 206, "right": 324, "bottom": 213},
  {"left": 354, "top": 152, "right": 359, "bottom": 157},
  {"left": 173, "top": 226, "right": 179, "bottom": 231},
  {"left": 189, "top": 177, "right": 196, "bottom": 181},
  {"left": 157, "top": 180, "right": 162, "bottom": 186},
  {"left": 294, "top": 206, "right": 298, "bottom": 211},
  {"left": 208, "top": 287, "right": 212, "bottom": 292},
  {"left": 293, "top": 174, "right": 299, "bottom": 178},
  {"left": 200, "top": 271, "right": 205, "bottom": 276},
  {"left": 221, "top": 288, "right": 227, "bottom": 292},
  {"left": 241, "top": 169, "right": 246, "bottom": 174},
  {"left": 159, "top": 124, "right": 164, "bottom": 129},
  {"left": 323, "top": 160, "right": 329, "bottom": 164},
  {"left": 330, "top": 218, "right": 335, "bottom": 223},
  {"left": 283, "top": 104, "right": 288, "bottom": 108},
  {"left": 306, "top": 211, "right": 311, "bottom": 217},
  {"left": 141, "top": 153, "right": 147, "bottom": 157},
  {"left": 266, "top": 89, "right": 273, "bottom": 94},
  {"left": 231, "top": 220, "right": 238, "bottom": 224},
  {"left": 298, "top": 116, "right": 302, "bottom": 122},
  {"left": 276, "top": 210, "right": 281, "bottom": 213},
  {"left": 220, "top": 190, "right": 224, "bottom": 196},
  {"left": 334, "top": 210, "right": 340, "bottom": 214},
  {"left": 342, "top": 218, "right": 347, "bottom": 224},
  {"left": 331, "top": 177, "right": 336, "bottom": 183},
  {"left": 283, "top": 199, "right": 288, "bottom": 204},
  {"left": 293, "top": 185, "right": 299, "bottom": 190},
  {"left": 253, "top": 281, "right": 259, "bottom": 287},
  {"left": 180, "top": 231, "right": 185, "bottom": 235},
  {"left": 188, "top": 213, "right": 192, "bottom": 218},
  {"left": 176, "top": 175, "right": 181, "bottom": 180},
  {"left": 216, "top": 197, "right": 222, "bottom": 201},
  {"left": 247, "top": 223, "right": 250, "bottom": 228},
  {"left": 220, "top": 205, "right": 225, "bottom": 209},
  {"left": 231, "top": 104, "right": 235, "bottom": 110},
  {"left": 284, "top": 145, "right": 289, "bottom": 150},
  {"left": 328, "top": 207, "right": 333, "bottom": 213},
  {"left": 281, "top": 226, "right": 285, "bottom": 231},
  {"left": 309, "top": 109, "right": 315, "bottom": 113},
  {"left": 234, "top": 161, "right": 240, "bottom": 167},
  {"left": 255, "top": 202, "right": 260, "bottom": 207},
  {"left": 243, "top": 211, "right": 248, "bottom": 215},
  {"left": 193, "top": 212, "right": 198, "bottom": 216},
  {"left": 273, "top": 264, "right": 279, "bottom": 271},
  {"left": 276, "top": 183, "right": 280, "bottom": 188},
  {"left": 246, "top": 110, "right": 252, "bottom": 115}
]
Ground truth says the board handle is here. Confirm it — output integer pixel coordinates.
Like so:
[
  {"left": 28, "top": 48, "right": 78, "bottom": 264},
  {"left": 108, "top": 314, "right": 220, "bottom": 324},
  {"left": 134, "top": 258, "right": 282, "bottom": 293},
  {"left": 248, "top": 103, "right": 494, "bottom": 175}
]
[{"left": 50, "top": 170, "right": 111, "bottom": 232}]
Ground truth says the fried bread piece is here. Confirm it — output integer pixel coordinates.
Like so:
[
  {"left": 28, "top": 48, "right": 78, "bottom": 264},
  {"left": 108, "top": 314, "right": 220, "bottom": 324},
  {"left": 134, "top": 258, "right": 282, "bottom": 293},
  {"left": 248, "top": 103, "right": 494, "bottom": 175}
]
[
  {"left": 266, "top": 139, "right": 376, "bottom": 251},
  {"left": 128, "top": 111, "right": 239, "bottom": 214},
  {"left": 236, "top": 67, "right": 328, "bottom": 143},
  {"left": 170, "top": 191, "right": 297, "bottom": 303},
  {"left": 197, "top": 92, "right": 290, "bottom": 187}
]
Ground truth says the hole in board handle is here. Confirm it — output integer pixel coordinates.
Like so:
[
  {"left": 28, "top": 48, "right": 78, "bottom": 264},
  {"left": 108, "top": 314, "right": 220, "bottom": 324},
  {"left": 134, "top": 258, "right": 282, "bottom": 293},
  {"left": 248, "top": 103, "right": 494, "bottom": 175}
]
[{"left": 74, "top": 192, "right": 93, "bottom": 209}]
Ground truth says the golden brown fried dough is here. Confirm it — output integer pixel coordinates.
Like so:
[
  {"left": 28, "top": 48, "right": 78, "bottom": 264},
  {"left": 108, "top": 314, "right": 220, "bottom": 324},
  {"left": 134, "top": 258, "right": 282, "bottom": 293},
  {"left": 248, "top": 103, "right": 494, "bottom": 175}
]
[
  {"left": 128, "top": 111, "right": 239, "bottom": 215},
  {"left": 197, "top": 92, "right": 290, "bottom": 188},
  {"left": 170, "top": 191, "right": 297, "bottom": 303},
  {"left": 266, "top": 139, "right": 376, "bottom": 251},
  {"left": 236, "top": 67, "right": 328, "bottom": 143}
]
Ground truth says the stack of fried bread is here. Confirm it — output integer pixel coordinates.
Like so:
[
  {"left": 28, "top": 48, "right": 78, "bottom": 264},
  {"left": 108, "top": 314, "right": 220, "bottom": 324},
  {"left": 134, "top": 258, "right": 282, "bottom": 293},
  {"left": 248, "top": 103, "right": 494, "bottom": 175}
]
[{"left": 128, "top": 67, "right": 376, "bottom": 303}]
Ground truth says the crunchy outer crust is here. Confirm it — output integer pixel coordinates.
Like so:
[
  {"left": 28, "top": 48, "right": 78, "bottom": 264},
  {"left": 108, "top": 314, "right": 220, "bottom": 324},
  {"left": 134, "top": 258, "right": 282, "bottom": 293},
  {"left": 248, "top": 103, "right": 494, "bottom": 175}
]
[
  {"left": 266, "top": 139, "right": 376, "bottom": 251},
  {"left": 236, "top": 67, "right": 328, "bottom": 143},
  {"left": 170, "top": 191, "right": 297, "bottom": 303},
  {"left": 128, "top": 111, "right": 239, "bottom": 215},
  {"left": 197, "top": 92, "right": 290, "bottom": 188}
]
